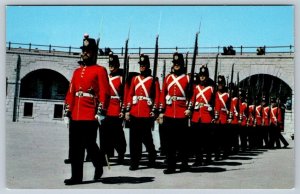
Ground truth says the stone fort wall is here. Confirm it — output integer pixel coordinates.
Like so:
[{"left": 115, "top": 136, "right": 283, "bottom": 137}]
[{"left": 5, "top": 48, "right": 294, "bottom": 135}]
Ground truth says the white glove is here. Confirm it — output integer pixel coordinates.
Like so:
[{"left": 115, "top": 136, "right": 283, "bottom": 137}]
[
  {"left": 125, "top": 112, "right": 130, "bottom": 121},
  {"left": 119, "top": 112, "right": 124, "bottom": 118},
  {"left": 184, "top": 110, "right": 192, "bottom": 117},
  {"left": 64, "top": 117, "right": 70, "bottom": 126},
  {"left": 227, "top": 119, "right": 232, "bottom": 124},
  {"left": 157, "top": 113, "right": 164, "bottom": 124},
  {"left": 95, "top": 114, "right": 105, "bottom": 125}
]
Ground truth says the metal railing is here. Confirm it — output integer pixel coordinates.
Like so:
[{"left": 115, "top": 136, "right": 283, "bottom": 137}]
[{"left": 6, "top": 41, "right": 294, "bottom": 56}]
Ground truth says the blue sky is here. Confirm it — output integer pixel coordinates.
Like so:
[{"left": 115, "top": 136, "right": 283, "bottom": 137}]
[{"left": 6, "top": 5, "right": 294, "bottom": 53}]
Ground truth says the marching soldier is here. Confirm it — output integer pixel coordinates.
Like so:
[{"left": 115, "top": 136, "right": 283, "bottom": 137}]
[
  {"left": 269, "top": 97, "right": 289, "bottom": 148},
  {"left": 261, "top": 95, "right": 271, "bottom": 148},
  {"left": 228, "top": 84, "right": 240, "bottom": 153},
  {"left": 254, "top": 96, "right": 266, "bottom": 148},
  {"left": 190, "top": 65, "right": 214, "bottom": 166},
  {"left": 214, "top": 75, "right": 230, "bottom": 159},
  {"left": 247, "top": 101, "right": 256, "bottom": 149},
  {"left": 64, "top": 34, "right": 110, "bottom": 185},
  {"left": 238, "top": 89, "right": 248, "bottom": 151},
  {"left": 125, "top": 54, "right": 159, "bottom": 171},
  {"left": 99, "top": 53, "right": 127, "bottom": 164},
  {"left": 158, "top": 52, "right": 191, "bottom": 174}
]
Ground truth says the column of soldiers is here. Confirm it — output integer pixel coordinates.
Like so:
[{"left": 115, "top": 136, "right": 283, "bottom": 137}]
[{"left": 63, "top": 34, "right": 289, "bottom": 184}]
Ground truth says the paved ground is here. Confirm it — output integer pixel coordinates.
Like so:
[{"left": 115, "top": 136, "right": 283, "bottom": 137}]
[{"left": 5, "top": 121, "right": 295, "bottom": 190}]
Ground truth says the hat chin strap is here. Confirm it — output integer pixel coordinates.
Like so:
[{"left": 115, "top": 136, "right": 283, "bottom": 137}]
[
  {"left": 140, "top": 69, "right": 151, "bottom": 77},
  {"left": 173, "top": 67, "right": 184, "bottom": 76},
  {"left": 82, "top": 58, "right": 94, "bottom": 66}
]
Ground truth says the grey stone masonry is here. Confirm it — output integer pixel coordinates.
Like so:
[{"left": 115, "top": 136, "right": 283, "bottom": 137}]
[{"left": 5, "top": 48, "right": 294, "bottom": 135}]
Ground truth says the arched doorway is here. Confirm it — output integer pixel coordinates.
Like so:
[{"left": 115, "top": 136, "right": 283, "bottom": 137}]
[
  {"left": 239, "top": 74, "right": 292, "bottom": 109},
  {"left": 20, "top": 69, "right": 69, "bottom": 100}
]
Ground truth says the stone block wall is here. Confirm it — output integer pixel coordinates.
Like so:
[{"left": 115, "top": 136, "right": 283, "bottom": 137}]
[{"left": 6, "top": 49, "right": 294, "bottom": 135}]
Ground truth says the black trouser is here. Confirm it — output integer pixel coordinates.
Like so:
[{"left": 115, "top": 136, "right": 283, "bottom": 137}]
[
  {"left": 164, "top": 117, "right": 189, "bottom": 170},
  {"left": 218, "top": 123, "right": 232, "bottom": 157},
  {"left": 250, "top": 125, "right": 261, "bottom": 148},
  {"left": 240, "top": 125, "right": 248, "bottom": 151},
  {"left": 69, "top": 120, "right": 103, "bottom": 180},
  {"left": 192, "top": 122, "right": 215, "bottom": 162},
  {"left": 230, "top": 124, "right": 240, "bottom": 152},
  {"left": 278, "top": 130, "right": 289, "bottom": 147},
  {"left": 261, "top": 126, "right": 270, "bottom": 148},
  {"left": 269, "top": 124, "right": 289, "bottom": 148},
  {"left": 158, "top": 123, "right": 167, "bottom": 155},
  {"left": 129, "top": 116, "right": 156, "bottom": 167},
  {"left": 100, "top": 116, "right": 127, "bottom": 157},
  {"left": 247, "top": 126, "right": 256, "bottom": 149}
]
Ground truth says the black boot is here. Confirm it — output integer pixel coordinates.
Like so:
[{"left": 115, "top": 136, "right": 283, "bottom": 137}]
[
  {"left": 93, "top": 166, "right": 103, "bottom": 180},
  {"left": 64, "top": 159, "right": 72, "bottom": 164},
  {"left": 117, "top": 154, "right": 125, "bottom": 165},
  {"left": 64, "top": 178, "right": 82, "bottom": 185},
  {"left": 180, "top": 162, "right": 190, "bottom": 172},
  {"left": 163, "top": 168, "right": 176, "bottom": 174},
  {"left": 65, "top": 162, "right": 83, "bottom": 185},
  {"left": 148, "top": 153, "right": 157, "bottom": 168}
]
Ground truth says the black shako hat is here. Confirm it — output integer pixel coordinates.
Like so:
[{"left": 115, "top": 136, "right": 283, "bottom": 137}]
[
  {"left": 108, "top": 52, "right": 120, "bottom": 68},
  {"left": 80, "top": 33, "right": 98, "bottom": 53},
  {"left": 218, "top": 75, "right": 226, "bottom": 85},
  {"left": 138, "top": 53, "right": 150, "bottom": 69},
  {"left": 199, "top": 64, "right": 209, "bottom": 77},
  {"left": 172, "top": 52, "right": 184, "bottom": 67}
]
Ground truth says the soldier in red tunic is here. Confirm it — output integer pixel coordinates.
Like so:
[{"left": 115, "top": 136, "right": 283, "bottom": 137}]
[
  {"left": 214, "top": 75, "right": 230, "bottom": 159},
  {"left": 238, "top": 89, "right": 248, "bottom": 151},
  {"left": 190, "top": 65, "right": 214, "bottom": 166},
  {"left": 228, "top": 84, "right": 240, "bottom": 153},
  {"left": 63, "top": 34, "right": 110, "bottom": 185},
  {"left": 158, "top": 52, "right": 191, "bottom": 174},
  {"left": 99, "top": 53, "right": 127, "bottom": 164},
  {"left": 124, "top": 54, "right": 159, "bottom": 171},
  {"left": 269, "top": 97, "right": 289, "bottom": 148},
  {"left": 247, "top": 101, "right": 256, "bottom": 149},
  {"left": 261, "top": 95, "right": 270, "bottom": 148},
  {"left": 254, "top": 96, "right": 266, "bottom": 148}
]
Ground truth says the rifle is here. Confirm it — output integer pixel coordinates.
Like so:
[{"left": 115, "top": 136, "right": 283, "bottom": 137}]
[
  {"left": 162, "top": 59, "right": 166, "bottom": 81},
  {"left": 267, "top": 79, "right": 274, "bottom": 123},
  {"left": 94, "top": 17, "right": 103, "bottom": 64},
  {"left": 245, "top": 76, "right": 251, "bottom": 123},
  {"left": 184, "top": 51, "right": 189, "bottom": 74},
  {"left": 260, "top": 75, "right": 265, "bottom": 125},
  {"left": 227, "top": 63, "right": 235, "bottom": 110},
  {"left": 150, "top": 35, "right": 159, "bottom": 110},
  {"left": 210, "top": 53, "right": 219, "bottom": 119},
  {"left": 253, "top": 74, "right": 261, "bottom": 125},
  {"left": 275, "top": 81, "right": 283, "bottom": 125},
  {"left": 236, "top": 72, "right": 240, "bottom": 121},
  {"left": 187, "top": 32, "right": 199, "bottom": 106},
  {"left": 120, "top": 38, "right": 129, "bottom": 105}
]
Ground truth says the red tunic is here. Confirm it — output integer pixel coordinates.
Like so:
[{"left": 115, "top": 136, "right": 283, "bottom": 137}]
[
  {"left": 159, "top": 74, "right": 190, "bottom": 118},
  {"left": 239, "top": 102, "right": 248, "bottom": 126},
  {"left": 191, "top": 85, "right": 214, "bottom": 123},
  {"left": 229, "top": 97, "right": 239, "bottom": 124},
  {"left": 262, "top": 106, "right": 270, "bottom": 126},
  {"left": 270, "top": 106, "right": 282, "bottom": 125},
  {"left": 214, "top": 91, "right": 229, "bottom": 124},
  {"left": 126, "top": 75, "right": 160, "bottom": 118},
  {"left": 255, "top": 105, "right": 263, "bottom": 126},
  {"left": 247, "top": 105, "right": 255, "bottom": 127},
  {"left": 106, "top": 74, "right": 123, "bottom": 117},
  {"left": 65, "top": 64, "right": 110, "bottom": 121}
]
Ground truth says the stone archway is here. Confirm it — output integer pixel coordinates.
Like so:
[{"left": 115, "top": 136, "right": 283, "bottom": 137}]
[
  {"left": 20, "top": 69, "right": 69, "bottom": 100},
  {"left": 238, "top": 65, "right": 294, "bottom": 94},
  {"left": 239, "top": 74, "right": 292, "bottom": 105}
]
